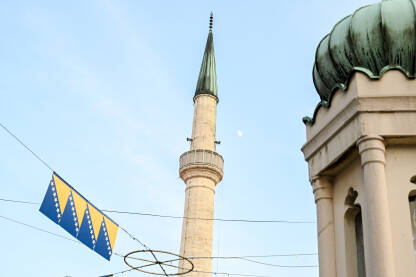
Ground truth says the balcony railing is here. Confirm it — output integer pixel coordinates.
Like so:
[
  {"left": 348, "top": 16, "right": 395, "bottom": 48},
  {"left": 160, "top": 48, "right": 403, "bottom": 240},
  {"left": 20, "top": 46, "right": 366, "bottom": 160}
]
[{"left": 179, "top": 149, "right": 224, "bottom": 173}]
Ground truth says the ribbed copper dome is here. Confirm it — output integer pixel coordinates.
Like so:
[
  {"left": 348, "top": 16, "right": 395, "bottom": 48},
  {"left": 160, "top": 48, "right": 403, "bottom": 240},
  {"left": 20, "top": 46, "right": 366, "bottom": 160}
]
[{"left": 304, "top": 0, "right": 416, "bottom": 125}]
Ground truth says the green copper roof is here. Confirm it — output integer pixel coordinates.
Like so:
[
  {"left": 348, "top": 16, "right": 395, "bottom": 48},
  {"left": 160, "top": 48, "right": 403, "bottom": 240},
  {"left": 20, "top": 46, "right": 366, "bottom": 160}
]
[
  {"left": 304, "top": 0, "right": 416, "bottom": 125},
  {"left": 194, "top": 14, "right": 218, "bottom": 101}
]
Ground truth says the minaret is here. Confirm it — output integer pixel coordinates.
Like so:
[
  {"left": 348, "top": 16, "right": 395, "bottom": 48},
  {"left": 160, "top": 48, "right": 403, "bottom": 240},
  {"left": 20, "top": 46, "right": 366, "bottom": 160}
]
[{"left": 178, "top": 13, "right": 224, "bottom": 276}]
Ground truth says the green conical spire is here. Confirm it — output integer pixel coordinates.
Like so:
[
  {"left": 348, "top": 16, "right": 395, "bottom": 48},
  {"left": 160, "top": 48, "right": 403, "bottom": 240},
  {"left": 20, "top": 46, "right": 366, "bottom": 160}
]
[{"left": 194, "top": 12, "right": 218, "bottom": 101}]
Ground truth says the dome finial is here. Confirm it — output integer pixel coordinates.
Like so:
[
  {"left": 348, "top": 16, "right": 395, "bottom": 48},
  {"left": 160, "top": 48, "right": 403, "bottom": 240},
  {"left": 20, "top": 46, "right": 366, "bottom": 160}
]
[{"left": 209, "top": 12, "right": 213, "bottom": 32}]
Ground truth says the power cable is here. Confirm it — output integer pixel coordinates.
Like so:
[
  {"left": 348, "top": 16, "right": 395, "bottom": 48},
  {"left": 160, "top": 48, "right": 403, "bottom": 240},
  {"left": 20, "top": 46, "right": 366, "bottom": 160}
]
[
  {"left": 0, "top": 198, "right": 39, "bottom": 205},
  {"left": 119, "top": 226, "right": 168, "bottom": 276},
  {"left": 0, "top": 121, "right": 166, "bottom": 276},
  {"left": 0, "top": 121, "right": 318, "bottom": 275},
  {"left": 131, "top": 255, "right": 318, "bottom": 269},
  {"left": 0, "top": 122, "right": 55, "bottom": 172},
  {"left": 0, "top": 214, "right": 79, "bottom": 243},
  {"left": 0, "top": 212, "right": 160, "bottom": 277},
  {"left": 221, "top": 257, "right": 318, "bottom": 268},
  {"left": 102, "top": 209, "right": 316, "bottom": 224},
  {"left": 189, "top": 253, "right": 318, "bottom": 259},
  {"left": 0, "top": 121, "right": 315, "bottom": 225},
  {"left": 1, "top": 211, "right": 318, "bottom": 277},
  {"left": 0, "top": 197, "right": 316, "bottom": 224}
]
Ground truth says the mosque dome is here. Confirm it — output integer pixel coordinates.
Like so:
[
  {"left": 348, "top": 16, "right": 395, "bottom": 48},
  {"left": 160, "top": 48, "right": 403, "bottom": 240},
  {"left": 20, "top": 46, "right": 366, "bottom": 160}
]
[{"left": 313, "top": 0, "right": 416, "bottom": 102}]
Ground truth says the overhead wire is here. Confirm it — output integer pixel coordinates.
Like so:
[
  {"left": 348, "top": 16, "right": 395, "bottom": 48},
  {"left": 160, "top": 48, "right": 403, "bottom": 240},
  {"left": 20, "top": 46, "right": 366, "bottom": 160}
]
[
  {"left": 0, "top": 121, "right": 170, "bottom": 276},
  {"left": 0, "top": 122, "right": 55, "bottom": 172},
  {"left": 0, "top": 120, "right": 318, "bottom": 275},
  {"left": 0, "top": 212, "right": 160, "bottom": 277},
  {"left": 0, "top": 197, "right": 316, "bottom": 224},
  {"left": 0, "top": 121, "right": 316, "bottom": 224},
  {"left": 0, "top": 208, "right": 318, "bottom": 276},
  {"left": 0, "top": 214, "right": 80, "bottom": 244},
  {"left": 0, "top": 204, "right": 319, "bottom": 262},
  {"left": 0, "top": 212, "right": 304, "bottom": 277}
]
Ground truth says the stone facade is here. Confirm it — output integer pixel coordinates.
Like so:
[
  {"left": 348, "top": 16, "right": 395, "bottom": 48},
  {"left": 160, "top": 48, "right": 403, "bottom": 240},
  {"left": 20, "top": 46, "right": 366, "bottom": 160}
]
[{"left": 302, "top": 70, "right": 416, "bottom": 277}]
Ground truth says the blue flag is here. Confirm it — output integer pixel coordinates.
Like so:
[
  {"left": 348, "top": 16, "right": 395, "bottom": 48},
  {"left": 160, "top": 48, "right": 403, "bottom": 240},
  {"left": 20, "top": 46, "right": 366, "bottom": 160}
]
[{"left": 40, "top": 173, "right": 119, "bottom": 261}]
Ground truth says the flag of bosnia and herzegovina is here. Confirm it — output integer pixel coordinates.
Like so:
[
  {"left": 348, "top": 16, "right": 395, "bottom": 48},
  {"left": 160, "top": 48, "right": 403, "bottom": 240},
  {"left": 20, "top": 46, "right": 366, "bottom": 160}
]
[{"left": 39, "top": 172, "right": 119, "bottom": 261}]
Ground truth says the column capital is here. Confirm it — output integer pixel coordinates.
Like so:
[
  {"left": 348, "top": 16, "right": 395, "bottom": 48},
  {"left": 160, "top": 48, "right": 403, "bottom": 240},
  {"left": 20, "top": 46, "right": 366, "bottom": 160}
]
[
  {"left": 312, "top": 176, "right": 334, "bottom": 203},
  {"left": 356, "top": 135, "right": 386, "bottom": 167}
]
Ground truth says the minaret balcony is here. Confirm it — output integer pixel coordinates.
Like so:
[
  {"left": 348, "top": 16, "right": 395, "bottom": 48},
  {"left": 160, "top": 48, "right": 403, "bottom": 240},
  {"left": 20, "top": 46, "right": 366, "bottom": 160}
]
[{"left": 179, "top": 149, "right": 224, "bottom": 183}]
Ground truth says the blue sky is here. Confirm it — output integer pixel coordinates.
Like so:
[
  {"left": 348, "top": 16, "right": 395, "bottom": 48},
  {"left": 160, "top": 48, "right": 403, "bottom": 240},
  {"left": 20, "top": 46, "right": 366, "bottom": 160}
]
[{"left": 0, "top": 0, "right": 376, "bottom": 276}]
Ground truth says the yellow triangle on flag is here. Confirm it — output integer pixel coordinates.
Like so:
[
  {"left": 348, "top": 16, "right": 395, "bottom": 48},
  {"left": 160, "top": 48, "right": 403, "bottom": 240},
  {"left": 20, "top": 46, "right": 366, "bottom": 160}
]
[
  {"left": 88, "top": 203, "right": 103, "bottom": 240},
  {"left": 104, "top": 216, "right": 119, "bottom": 250},
  {"left": 71, "top": 190, "right": 87, "bottom": 227},
  {"left": 53, "top": 174, "right": 71, "bottom": 215}
]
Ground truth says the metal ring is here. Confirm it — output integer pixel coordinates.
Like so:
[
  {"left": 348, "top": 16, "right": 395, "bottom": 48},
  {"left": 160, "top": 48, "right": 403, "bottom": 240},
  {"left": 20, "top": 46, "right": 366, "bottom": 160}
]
[{"left": 124, "top": 249, "right": 194, "bottom": 276}]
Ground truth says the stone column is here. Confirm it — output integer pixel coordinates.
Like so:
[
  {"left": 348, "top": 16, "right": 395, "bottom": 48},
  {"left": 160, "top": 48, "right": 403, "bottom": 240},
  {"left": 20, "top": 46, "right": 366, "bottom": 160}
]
[
  {"left": 178, "top": 168, "right": 220, "bottom": 277},
  {"left": 357, "top": 135, "right": 395, "bottom": 277},
  {"left": 178, "top": 94, "right": 223, "bottom": 276},
  {"left": 312, "top": 176, "right": 337, "bottom": 277}
]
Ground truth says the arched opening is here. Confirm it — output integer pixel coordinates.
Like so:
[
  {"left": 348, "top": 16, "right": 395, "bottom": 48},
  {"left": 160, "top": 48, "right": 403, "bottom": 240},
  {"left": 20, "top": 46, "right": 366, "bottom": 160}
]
[
  {"left": 408, "top": 187, "right": 416, "bottom": 262},
  {"left": 345, "top": 188, "right": 366, "bottom": 277},
  {"left": 355, "top": 209, "right": 366, "bottom": 277}
]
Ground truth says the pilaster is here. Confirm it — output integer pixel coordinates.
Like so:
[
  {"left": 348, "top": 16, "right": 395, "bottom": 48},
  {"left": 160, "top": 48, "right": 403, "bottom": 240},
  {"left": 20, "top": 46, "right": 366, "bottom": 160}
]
[
  {"left": 357, "top": 135, "right": 395, "bottom": 277},
  {"left": 312, "top": 176, "right": 337, "bottom": 277}
]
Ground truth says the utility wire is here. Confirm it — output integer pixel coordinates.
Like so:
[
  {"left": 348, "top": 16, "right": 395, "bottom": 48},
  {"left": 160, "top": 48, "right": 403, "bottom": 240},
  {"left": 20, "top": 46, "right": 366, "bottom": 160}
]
[
  {"left": 225, "top": 257, "right": 318, "bottom": 268},
  {"left": 0, "top": 198, "right": 39, "bottom": 205},
  {"left": 0, "top": 214, "right": 79, "bottom": 243},
  {"left": 0, "top": 121, "right": 316, "bottom": 225},
  {"left": 0, "top": 197, "right": 319, "bottom": 260},
  {"left": 189, "top": 253, "right": 318, "bottom": 259},
  {"left": 0, "top": 122, "right": 55, "bottom": 172},
  {"left": 1, "top": 211, "right": 318, "bottom": 277},
  {"left": 119, "top": 227, "right": 168, "bottom": 276},
  {"left": 0, "top": 121, "right": 318, "bottom": 275},
  {"left": 0, "top": 212, "right": 159, "bottom": 277},
  {"left": 102, "top": 209, "right": 316, "bottom": 224},
  {"left": 0, "top": 197, "right": 315, "bottom": 224}
]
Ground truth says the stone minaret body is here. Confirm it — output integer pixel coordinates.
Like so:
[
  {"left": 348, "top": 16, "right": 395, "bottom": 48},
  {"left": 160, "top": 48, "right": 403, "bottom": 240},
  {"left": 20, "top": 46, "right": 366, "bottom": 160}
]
[
  {"left": 302, "top": 1, "right": 416, "bottom": 276},
  {"left": 178, "top": 14, "right": 224, "bottom": 276}
]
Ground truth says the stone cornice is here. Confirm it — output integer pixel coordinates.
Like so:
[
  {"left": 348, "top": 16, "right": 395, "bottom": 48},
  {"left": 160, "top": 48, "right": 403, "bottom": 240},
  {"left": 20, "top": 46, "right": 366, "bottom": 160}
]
[{"left": 302, "top": 72, "right": 416, "bottom": 179}]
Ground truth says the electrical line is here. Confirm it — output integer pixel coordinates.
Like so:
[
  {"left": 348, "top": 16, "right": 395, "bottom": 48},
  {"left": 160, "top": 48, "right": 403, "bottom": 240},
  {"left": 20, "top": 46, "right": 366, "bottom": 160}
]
[
  {"left": 0, "top": 122, "right": 55, "bottom": 172},
  {"left": 0, "top": 121, "right": 318, "bottom": 275},
  {"left": 0, "top": 214, "right": 79, "bottom": 243},
  {"left": 123, "top": 254, "right": 311, "bottom": 277},
  {"left": 0, "top": 198, "right": 39, "bottom": 205},
  {"left": 0, "top": 120, "right": 316, "bottom": 225},
  {"left": 1, "top": 211, "right": 318, "bottom": 277},
  {"left": 126, "top": 254, "right": 318, "bottom": 269},
  {"left": 0, "top": 211, "right": 138, "bottom": 277},
  {"left": 0, "top": 212, "right": 159, "bottom": 277},
  {"left": 225, "top": 257, "right": 318, "bottom": 268},
  {"left": 189, "top": 253, "right": 318, "bottom": 259},
  {"left": 0, "top": 197, "right": 316, "bottom": 224},
  {"left": 0, "top": 206, "right": 318, "bottom": 262},
  {"left": 0, "top": 198, "right": 319, "bottom": 260},
  {"left": 119, "top": 227, "right": 169, "bottom": 276},
  {"left": 102, "top": 209, "right": 316, "bottom": 224}
]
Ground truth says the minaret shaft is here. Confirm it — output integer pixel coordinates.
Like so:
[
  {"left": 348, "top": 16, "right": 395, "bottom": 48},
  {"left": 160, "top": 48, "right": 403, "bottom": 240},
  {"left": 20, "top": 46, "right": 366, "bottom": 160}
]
[
  {"left": 178, "top": 14, "right": 223, "bottom": 276},
  {"left": 191, "top": 95, "right": 217, "bottom": 151},
  {"left": 178, "top": 176, "right": 216, "bottom": 276},
  {"left": 179, "top": 94, "right": 221, "bottom": 277}
]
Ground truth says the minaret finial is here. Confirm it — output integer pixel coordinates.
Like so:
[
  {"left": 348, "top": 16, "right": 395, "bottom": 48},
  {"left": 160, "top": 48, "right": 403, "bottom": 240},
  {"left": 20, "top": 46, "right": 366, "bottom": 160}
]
[{"left": 209, "top": 12, "right": 213, "bottom": 32}]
